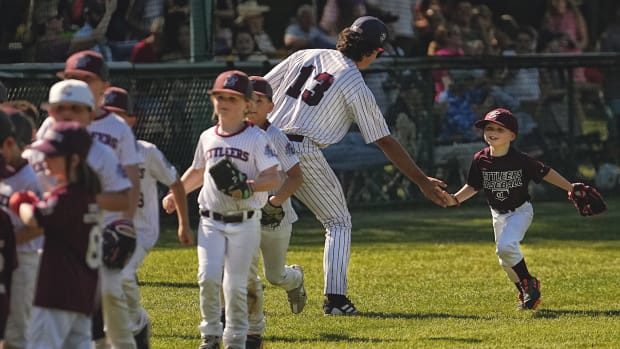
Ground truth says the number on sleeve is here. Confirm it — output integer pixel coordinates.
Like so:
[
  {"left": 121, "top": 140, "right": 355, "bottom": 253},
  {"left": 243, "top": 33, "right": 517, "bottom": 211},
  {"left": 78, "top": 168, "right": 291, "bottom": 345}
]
[{"left": 285, "top": 65, "right": 334, "bottom": 106}]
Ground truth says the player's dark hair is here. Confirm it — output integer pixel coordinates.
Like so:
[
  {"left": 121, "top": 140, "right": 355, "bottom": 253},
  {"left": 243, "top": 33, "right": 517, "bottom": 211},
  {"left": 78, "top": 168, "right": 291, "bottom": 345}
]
[
  {"left": 336, "top": 28, "right": 380, "bottom": 62},
  {"left": 66, "top": 155, "right": 101, "bottom": 196}
]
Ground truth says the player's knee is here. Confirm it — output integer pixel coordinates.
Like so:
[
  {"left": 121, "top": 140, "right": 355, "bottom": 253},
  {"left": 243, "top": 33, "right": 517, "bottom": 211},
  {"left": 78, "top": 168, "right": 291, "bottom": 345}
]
[
  {"left": 322, "top": 215, "right": 352, "bottom": 231},
  {"left": 495, "top": 240, "right": 518, "bottom": 259}
]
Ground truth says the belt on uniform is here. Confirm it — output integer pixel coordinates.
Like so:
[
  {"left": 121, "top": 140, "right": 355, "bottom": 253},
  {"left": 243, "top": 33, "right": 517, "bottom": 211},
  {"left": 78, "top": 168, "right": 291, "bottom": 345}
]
[
  {"left": 200, "top": 210, "right": 255, "bottom": 223},
  {"left": 494, "top": 201, "right": 528, "bottom": 214},
  {"left": 286, "top": 134, "right": 304, "bottom": 142}
]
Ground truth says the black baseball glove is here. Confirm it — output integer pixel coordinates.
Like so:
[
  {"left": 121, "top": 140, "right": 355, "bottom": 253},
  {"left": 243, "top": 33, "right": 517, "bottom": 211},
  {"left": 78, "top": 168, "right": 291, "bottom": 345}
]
[
  {"left": 261, "top": 198, "right": 285, "bottom": 228},
  {"left": 568, "top": 183, "right": 607, "bottom": 216},
  {"left": 102, "top": 219, "right": 136, "bottom": 269},
  {"left": 209, "top": 157, "right": 253, "bottom": 199}
]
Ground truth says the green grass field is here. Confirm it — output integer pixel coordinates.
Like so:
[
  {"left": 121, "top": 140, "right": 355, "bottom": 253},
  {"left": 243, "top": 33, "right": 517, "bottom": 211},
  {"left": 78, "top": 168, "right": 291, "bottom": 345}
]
[{"left": 140, "top": 197, "right": 620, "bottom": 348}]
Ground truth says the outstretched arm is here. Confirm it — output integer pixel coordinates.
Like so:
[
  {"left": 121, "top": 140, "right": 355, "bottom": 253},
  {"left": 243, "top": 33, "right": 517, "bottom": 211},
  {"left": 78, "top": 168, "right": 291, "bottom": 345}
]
[
  {"left": 269, "top": 163, "right": 303, "bottom": 207},
  {"left": 168, "top": 179, "right": 193, "bottom": 245},
  {"left": 162, "top": 167, "right": 204, "bottom": 214},
  {"left": 374, "top": 135, "right": 448, "bottom": 207},
  {"left": 446, "top": 184, "right": 479, "bottom": 207},
  {"left": 543, "top": 169, "right": 573, "bottom": 192}
]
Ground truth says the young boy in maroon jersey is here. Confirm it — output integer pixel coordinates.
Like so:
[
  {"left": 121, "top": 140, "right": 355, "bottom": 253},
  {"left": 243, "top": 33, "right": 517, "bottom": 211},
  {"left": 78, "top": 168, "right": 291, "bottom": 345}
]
[
  {"left": 446, "top": 108, "right": 581, "bottom": 311},
  {"left": 0, "top": 152, "right": 18, "bottom": 346},
  {"left": 11, "top": 122, "right": 103, "bottom": 349}
]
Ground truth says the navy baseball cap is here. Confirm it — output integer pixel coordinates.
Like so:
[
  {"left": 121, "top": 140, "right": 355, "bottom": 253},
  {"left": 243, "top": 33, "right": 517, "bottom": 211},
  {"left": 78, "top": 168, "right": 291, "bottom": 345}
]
[
  {"left": 102, "top": 87, "right": 133, "bottom": 115},
  {"left": 474, "top": 108, "right": 519, "bottom": 135},
  {"left": 350, "top": 16, "right": 388, "bottom": 49},
  {"left": 249, "top": 76, "right": 273, "bottom": 99},
  {"left": 58, "top": 50, "right": 109, "bottom": 81},
  {"left": 30, "top": 121, "right": 93, "bottom": 158},
  {"left": 208, "top": 70, "right": 254, "bottom": 100}
]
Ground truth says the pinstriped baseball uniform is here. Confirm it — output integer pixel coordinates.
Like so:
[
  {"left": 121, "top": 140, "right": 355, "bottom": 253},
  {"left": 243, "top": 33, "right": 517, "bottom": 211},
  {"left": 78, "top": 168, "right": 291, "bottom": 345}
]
[
  {"left": 265, "top": 48, "right": 391, "bottom": 295},
  {"left": 121, "top": 140, "right": 178, "bottom": 334},
  {"left": 0, "top": 163, "right": 43, "bottom": 349},
  {"left": 193, "top": 122, "right": 279, "bottom": 346},
  {"left": 248, "top": 124, "right": 301, "bottom": 335}
]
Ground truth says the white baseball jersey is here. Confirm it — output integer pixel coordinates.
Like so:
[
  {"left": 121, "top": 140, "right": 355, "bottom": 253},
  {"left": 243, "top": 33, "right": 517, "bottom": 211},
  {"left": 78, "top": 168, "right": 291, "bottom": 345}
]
[
  {"left": 87, "top": 111, "right": 142, "bottom": 225},
  {"left": 23, "top": 141, "right": 132, "bottom": 226},
  {"left": 192, "top": 123, "right": 279, "bottom": 212},
  {"left": 0, "top": 163, "right": 44, "bottom": 251},
  {"left": 134, "top": 140, "right": 178, "bottom": 249},
  {"left": 265, "top": 124, "right": 299, "bottom": 226},
  {"left": 265, "top": 49, "right": 391, "bottom": 147}
]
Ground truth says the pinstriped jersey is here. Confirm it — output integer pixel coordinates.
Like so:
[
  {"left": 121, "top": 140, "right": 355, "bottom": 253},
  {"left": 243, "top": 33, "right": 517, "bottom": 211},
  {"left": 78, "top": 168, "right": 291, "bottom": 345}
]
[
  {"left": 265, "top": 49, "right": 391, "bottom": 148},
  {"left": 0, "top": 163, "right": 44, "bottom": 252},
  {"left": 192, "top": 123, "right": 280, "bottom": 212},
  {"left": 135, "top": 140, "right": 178, "bottom": 249},
  {"left": 265, "top": 124, "right": 299, "bottom": 226}
]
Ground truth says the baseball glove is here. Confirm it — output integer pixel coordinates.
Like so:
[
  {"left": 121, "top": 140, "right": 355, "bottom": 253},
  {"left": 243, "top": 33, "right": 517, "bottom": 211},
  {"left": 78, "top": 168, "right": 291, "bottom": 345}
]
[
  {"left": 102, "top": 219, "right": 136, "bottom": 269},
  {"left": 261, "top": 198, "right": 285, "bottom": 228},
  {"left": 568, "top": 183, "right": 607, "bottom": 216},
  {"left": 209, "top": 157, "right": 253, "bottom": 199}
]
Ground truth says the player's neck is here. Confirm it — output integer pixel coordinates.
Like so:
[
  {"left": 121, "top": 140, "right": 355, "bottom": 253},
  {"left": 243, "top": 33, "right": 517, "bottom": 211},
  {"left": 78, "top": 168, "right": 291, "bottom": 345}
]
[
  {"left": 489, "top": 144, "right": 510, "bottom": 157},
  {"left": 217, "top": 119, "right": 246, "bottom": 135}
]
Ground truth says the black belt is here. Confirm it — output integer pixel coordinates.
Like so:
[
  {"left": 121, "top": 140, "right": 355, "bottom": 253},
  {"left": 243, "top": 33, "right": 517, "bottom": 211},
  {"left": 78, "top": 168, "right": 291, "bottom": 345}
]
[
  {"left": 494, "top": 201, "right": 528, "bottom": 214},
  {"left": 286, "top": 134, "right": 304, "bottom": 142},
  {"left": 200, "top": 210, "right": 255, "bottom": 223}
]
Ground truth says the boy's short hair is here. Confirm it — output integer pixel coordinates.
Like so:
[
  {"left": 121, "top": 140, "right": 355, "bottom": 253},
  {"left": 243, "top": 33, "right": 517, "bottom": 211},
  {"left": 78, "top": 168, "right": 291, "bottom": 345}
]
[
  {"left": 0, "top": 108, "right": 15, "bottom": 144},
  {"left": 0, "top": 106, "right": 34, "bottom": 147}
]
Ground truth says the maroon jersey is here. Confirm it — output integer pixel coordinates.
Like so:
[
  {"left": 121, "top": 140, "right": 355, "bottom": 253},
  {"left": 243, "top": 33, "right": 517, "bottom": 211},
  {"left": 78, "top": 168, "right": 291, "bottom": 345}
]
[
  {"left": 467, "top": 147, "right": 551, "bottom": 211},
  {"left": 33, "top": 185, "right": 101, "bottom": 315},
  {"left": 0, "top": 208, "right": 17, "bottom": 338}
]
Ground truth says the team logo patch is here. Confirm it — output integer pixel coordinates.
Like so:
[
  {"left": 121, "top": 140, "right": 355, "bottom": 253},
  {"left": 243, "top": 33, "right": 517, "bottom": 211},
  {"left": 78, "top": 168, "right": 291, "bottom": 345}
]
[
  {"left": 486, "top": 110, "right": 501, "bottom": 120},
  {"left": 264, "top": 144, "right": 276, "bottom": 157},
  {"left": 76, "top": 55, "right": 91, "bottom": 69},
  {"left": 224, "top": 75, "right": 238, "bottom": 88}
]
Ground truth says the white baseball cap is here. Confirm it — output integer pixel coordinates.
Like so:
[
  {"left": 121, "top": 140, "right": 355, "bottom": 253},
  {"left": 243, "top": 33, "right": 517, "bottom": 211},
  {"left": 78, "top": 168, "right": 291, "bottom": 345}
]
[{"left": 45, "top": 79, "right": 95, "bottom": 110}]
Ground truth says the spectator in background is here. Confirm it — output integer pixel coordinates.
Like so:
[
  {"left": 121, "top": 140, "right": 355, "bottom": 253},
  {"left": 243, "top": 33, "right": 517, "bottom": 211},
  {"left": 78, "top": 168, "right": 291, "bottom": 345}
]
[
  {"left": 127, "top": 0, "right": 166, "bottom": 39},
  {"left": 73, "top": 0, "right": 114, "bottom": 61},
  {"left": 284, "top": 4, "right": 336, "bottom": 53},
  {"left": 543, "top": 0, "right": 588, "bottom": 51},
  {"left": 35, "top": 0, "right": 117, "bottom": 62},
  {"left": 319, "top": 0, "right": 366, "bottom": 38},
  {"left": 448, "top": 1, "right": 480, "bottom": 43},
  {"left": 228, "top": 27, "right": 268, "bottom": 62},
  {"left": 600, "top": 6, "right": 620, "bottom": 128},
  {"left": 161, "top": 15, "right": 191, "bottom": 62},
  {"left": 430, "top": 24, "right": 464, "bottom": 100},
  {"left": 414, "top": 0, "right": 445, "bottom": 56},
  {"left": 236, "top": 1, "right": 276, "bottom": 57},
  {"left": 367, "top": 0, "right": 416, "bottom": 56},
  {"left": 130, "top": 17, "right": 165, "bottom": 63},
  {"left": 471, "top": 4, "right": 499, "bottom": 55}
]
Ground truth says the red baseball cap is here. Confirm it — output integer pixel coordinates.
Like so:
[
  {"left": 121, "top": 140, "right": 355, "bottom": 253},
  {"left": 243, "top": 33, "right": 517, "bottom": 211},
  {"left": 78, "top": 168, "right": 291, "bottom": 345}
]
[
  {"left": 30, "top": 121, "right": 93, "bottom": 158},
  {"left": 58, "top": 50, "right": 109, "bottom": 81},
  {"left": 474, "top": 108, "right": 518, "bottom": 135},
  {"left": 249, "top": 76, "right": 273, "bottom": 99},
  {"left": 102, "top": 87, "right": 133, "bottom": 115},
  {"left": 208, "top": 70, "right": 253, "bottom": 100}
]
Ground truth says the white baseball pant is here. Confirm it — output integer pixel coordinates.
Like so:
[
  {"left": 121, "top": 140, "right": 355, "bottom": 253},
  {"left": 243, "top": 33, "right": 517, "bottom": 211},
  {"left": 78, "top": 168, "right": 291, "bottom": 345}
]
[
  {"left": 26, "top": 307, "right": 91, "bottom": 349},
  {"left": 5, "top": 250, "right": 40, "bottom": 348},
  {"left": 121, "top": 244, "right": 150, "bottom": 334},
  {"left": 291, "top": 139, "right": 352, "bottom": 295},
  {"left": 491, "top": 201, "right": 534, "bottom": 283},
  {"left": 247, "top": 223, "right": 302, "bottom": 334},
  {"left": 100, "top": 266, "right": 137, "bottom": 349},
  {"left": 197, "top": 214, "right": 261, "bottom": 349}
]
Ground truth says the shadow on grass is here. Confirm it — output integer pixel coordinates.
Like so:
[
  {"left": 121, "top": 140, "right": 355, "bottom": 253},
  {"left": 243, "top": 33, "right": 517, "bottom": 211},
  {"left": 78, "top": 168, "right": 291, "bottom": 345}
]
[
  {"left": 362, "top": 311, "right": 490, "bottom": 320},
  {"left": 139, "top": 281, "right": 197, "bottom": 289},
  {"left": 265, "top": 333, "right": 398, "bottom": 343},
  {"left": 534, "top": 309, "right": 620, "bottom": 319},
  {"left": 425, "top": 336, "right": 483, "bottom": 343}
]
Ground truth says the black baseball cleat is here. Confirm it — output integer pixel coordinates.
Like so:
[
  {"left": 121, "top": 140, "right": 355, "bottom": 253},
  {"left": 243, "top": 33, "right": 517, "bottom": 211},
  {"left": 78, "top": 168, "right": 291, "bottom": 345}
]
[
  {"left": 323, "top": 295, "right": 360, "bottom": 316},
  {"left": 134, "top": 321, "right": 151, "bottom": 349},
  {"left": 246, "top": 334, "right": 264, "bottom": 349},
  {"left": 198, "top": 335, "right": 221, "bottom": 349},
  {"left": 520, "top": 277, "right": 541, "bottom": 310}
]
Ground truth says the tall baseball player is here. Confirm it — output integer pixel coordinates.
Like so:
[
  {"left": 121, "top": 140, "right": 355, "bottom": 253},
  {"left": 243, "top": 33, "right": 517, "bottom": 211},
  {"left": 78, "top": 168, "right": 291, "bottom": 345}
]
[
  {"left": 243, "top": 76, "right": 305, "bottom": 348},
  {"left": 445, "top": 108, "right": 583, "bottom": 310},
  {"left": 23, "top": 79, "right": 134, "bottom": 349},
  {"left": 0, "top": 107, "right": 43, "bottom": 349},
  {"left": 264, "top": 16, "right": 448, "bottom": 315},
  {"left": 164, "top": 70, "right": 280, "bottom": 349},
  {"left": 61, "top": 51, "right": 142, "bottom": 349},
  {"left": 102, "top": 86, "right": 193, "bottom": 348}
]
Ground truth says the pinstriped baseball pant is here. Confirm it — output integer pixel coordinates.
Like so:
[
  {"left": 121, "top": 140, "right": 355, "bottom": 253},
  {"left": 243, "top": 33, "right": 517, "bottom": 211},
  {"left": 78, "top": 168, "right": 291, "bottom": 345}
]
[{"left": 290, "top": 139, "right": 352, "bottom": 295}]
